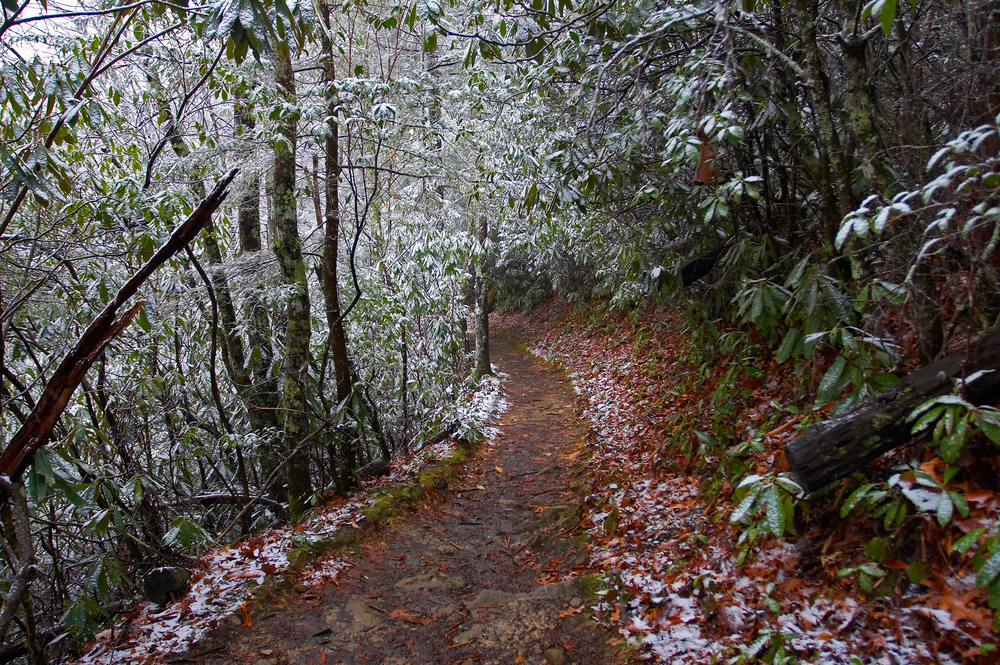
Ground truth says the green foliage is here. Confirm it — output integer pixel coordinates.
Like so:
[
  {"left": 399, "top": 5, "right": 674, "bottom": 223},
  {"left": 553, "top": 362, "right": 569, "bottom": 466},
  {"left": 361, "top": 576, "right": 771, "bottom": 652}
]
[
  {"left": 909, "top": 389, "right": 1000, "bottom": 465},
  {"left": 837, "top": 561, "right": 887, "bottom": 593},
  {"left": 729, "top": 472, "right": 801, "bottom": 566},
  {"left": 725, "top": 628, "right": 800, "bottom": 665}
]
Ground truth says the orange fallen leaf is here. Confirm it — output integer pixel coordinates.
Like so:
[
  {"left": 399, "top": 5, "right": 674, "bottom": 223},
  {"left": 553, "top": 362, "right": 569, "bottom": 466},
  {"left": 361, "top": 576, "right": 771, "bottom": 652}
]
[
  {"left": 390, "top": 609, "right": 418, "bottom": 619},
  {"left": 881, "top": 559, "right": 910, "bottom": 570},
  {"left": 495, "top": 466, "right": 503, "bottom": 474},
  {"left": 939, "top": 587, "right": 992, "bottom": 632}
]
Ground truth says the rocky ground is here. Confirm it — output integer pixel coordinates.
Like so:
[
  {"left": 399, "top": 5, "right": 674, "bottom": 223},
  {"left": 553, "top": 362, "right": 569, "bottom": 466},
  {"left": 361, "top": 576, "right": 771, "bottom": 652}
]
[{"left": 187, "top": 336, "right": 617, "bottom": 665}]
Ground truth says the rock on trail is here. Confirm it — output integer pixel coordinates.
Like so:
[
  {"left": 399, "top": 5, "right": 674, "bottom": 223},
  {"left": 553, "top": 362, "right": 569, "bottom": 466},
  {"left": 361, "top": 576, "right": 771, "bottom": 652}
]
[{"left": 191, "top": 337, "right": 616, "bottom": 665}]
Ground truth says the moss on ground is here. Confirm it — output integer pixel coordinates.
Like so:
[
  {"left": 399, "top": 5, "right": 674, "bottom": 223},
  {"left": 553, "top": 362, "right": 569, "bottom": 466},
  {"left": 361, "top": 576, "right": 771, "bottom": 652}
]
[{"left": 572, "top": 574, "right": 606, "bottom": 604}]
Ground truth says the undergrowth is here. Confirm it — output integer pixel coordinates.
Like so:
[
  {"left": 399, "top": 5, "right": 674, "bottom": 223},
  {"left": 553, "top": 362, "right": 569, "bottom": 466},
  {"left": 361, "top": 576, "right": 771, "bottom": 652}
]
[{"left": 495, "top": 297, "right": 1000, "bottom": 663}]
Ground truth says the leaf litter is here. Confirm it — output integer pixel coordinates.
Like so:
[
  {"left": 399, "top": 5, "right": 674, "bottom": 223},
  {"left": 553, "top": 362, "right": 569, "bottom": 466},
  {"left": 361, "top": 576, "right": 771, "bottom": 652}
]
[
  {"left": 495, "top": 301, "right": 998, "bottom": 664},
  {"left": 72, "top": 372, "right": 509, "bottom": 664},
  {"left": 71, "top": 297, "right": 1000, "bottom": 664}
]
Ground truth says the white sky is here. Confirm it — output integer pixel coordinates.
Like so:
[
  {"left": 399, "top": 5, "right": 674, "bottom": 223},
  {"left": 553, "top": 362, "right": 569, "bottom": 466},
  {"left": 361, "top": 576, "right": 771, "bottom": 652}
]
[{"left": 3, "top": 0, "right": 94, "bottom": 63}]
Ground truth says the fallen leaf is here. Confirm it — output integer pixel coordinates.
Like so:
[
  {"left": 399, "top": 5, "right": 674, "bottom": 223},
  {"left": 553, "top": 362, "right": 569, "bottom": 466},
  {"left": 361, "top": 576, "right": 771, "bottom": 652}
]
[
  {"left": 939, "top": 587, "right": 992, "bottom": 632},
  {"left": 881, "top": 559, "right": 910, "bottom": 570},
  {"left": 390, "top": 609, "right": 418, "bottom": 619},
  {"left": 495, "top": 466, "right": 503, "bottom": 474}
]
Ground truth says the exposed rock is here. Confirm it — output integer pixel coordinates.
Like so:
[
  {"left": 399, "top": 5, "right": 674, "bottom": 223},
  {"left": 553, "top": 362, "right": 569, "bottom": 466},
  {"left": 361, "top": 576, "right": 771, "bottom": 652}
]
[
  {"left": 395, "top": 573, "right": 468, "bottom": 591},
  {"left": 285, "top": 547, "right": 311, "bottom": 570},
  {"left": 543, "top": 647, "right": 567, "bottom": 665},
  {"left": 345, "top": 597, "right": 380, "bottom": 631},
  {"left": 468, "top": 579, "right": 578, "bottom": 609},
  {"left": 143, "top": 566, "right": 191, "bottom": 606},
  {"left": 432, "top": 603, "right": 458, "bottom": 619},
  {"left": 454, "top": 625, "right": 484, "bottom": 644}
]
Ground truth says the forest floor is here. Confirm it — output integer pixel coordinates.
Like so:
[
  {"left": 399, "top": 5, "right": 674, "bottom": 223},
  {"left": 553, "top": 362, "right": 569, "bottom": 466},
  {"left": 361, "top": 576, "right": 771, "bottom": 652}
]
[
  {"left": 74, "top": 301, "right": 993, "bottom": 665},
  {"left": 180, "top": 335, "right": 616, "bottom": 665}
]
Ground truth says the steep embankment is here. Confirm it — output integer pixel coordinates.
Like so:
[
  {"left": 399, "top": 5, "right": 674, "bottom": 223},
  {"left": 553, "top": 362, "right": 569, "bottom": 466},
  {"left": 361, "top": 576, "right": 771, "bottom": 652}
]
[{"left": 494, "top": 301, "right": 962, "bottom": 664}]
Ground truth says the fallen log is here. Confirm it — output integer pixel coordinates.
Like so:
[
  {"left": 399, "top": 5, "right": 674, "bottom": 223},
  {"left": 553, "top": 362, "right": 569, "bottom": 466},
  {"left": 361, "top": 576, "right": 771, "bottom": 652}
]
[
  {"left": 785, "top": 326, "right": 1000, "bottom": 495},
  {"left": 0, "top": 169, "right": 238, "bottom": 483}
]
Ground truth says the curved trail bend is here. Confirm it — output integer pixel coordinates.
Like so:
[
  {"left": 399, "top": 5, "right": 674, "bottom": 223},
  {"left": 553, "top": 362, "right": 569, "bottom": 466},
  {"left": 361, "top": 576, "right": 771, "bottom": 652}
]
[{"left": 198, "top": 337, "right": 614, "bottom": 665}]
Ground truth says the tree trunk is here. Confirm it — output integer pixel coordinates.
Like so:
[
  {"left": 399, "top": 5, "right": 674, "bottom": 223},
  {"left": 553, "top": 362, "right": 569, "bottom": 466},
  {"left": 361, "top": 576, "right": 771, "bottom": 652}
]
[
  {"left": 677, "top": 240, "right": 731, "bottom": 288},
  {"left": 912, "top": 258, "right": 945, "bottom": 364},
  {"left": 235, "top": 87, "right": 283, "bottom": 501},
  {"left": 785, "top": 326, "right": 1000, "bottom": 494},
  {"left": 472, "top": 215, "right": 492, "bottom": 381},
  {"left": 317, "top": 0, "right": 362, "bottom": 491},
  {"left": 794, "top": 0, "right": 854, "bottom": 248},
  {"left": 271, "top": 46, "right": 313, "bottom": 521}
]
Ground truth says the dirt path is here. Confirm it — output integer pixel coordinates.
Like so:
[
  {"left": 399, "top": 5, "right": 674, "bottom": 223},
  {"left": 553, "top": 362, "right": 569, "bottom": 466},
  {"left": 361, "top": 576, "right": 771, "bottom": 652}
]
[{"left": 195, "top": 337, "right": 613, "bottom": 665}]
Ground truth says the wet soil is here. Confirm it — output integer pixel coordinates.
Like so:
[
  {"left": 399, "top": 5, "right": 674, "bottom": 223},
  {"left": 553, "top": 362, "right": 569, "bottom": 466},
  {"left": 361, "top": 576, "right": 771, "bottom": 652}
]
[{"left": 191, "top": 337, "right": 613, "bottom": 665}]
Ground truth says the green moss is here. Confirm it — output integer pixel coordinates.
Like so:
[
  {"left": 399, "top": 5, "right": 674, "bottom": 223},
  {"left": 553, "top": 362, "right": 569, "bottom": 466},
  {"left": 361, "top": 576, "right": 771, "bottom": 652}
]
[
  {"left": 283, "top": 527, "right": 362, "bottom": 571},
  {"left": 286, "top": 547, "right": 312, "bottom": 570},
  {"left": 360, "top": 483, "right": 425, "bottom": 523},
  {"left": 442, "top": 445, "right": 472, "bottom": 463},
  {"left": 572, "top": 574, "right": 606, "bottom": 604}
]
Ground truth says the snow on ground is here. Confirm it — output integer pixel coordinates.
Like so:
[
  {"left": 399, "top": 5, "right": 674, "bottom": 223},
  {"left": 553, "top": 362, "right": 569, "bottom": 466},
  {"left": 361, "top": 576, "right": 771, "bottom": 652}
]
[
  {"left": 505, "top": 310, "right": 951, "bottom": 663},
  {"left": 73, "top": 372, "right": 508, "bottom": 664}
]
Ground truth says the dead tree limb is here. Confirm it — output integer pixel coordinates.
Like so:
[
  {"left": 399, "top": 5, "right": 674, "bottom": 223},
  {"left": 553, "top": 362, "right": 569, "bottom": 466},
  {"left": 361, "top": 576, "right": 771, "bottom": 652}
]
[
  {"left": 168, "top": 494, "right": 286, "bottom": 513},
  {"left": 0, "top": 169, "right": 238, "bottom": 483},
  {"left": 785, "top": 326, "right": 1000, "bottom": 495}
]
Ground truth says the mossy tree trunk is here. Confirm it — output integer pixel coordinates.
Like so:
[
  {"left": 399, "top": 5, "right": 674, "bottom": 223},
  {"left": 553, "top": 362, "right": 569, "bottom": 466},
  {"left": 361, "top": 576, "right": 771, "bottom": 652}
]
[
  {"left": 272, "top": 45, "right": 313, "bottom": 520},
  {"left": 236, "top": 87, "right": 283, "bottom": 500}
]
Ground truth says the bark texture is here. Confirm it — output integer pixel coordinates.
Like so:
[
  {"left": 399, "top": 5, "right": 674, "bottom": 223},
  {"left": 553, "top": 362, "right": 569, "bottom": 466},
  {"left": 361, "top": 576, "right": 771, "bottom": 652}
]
[
  {"left": 271, "top": 48, "right": 313, "bottom": 520},
  {"left": 472, "top": 215, "right": 492, "bottom": 381},
  {"left": 785, "top": 326, "right": 1000, "bottom": 494}
]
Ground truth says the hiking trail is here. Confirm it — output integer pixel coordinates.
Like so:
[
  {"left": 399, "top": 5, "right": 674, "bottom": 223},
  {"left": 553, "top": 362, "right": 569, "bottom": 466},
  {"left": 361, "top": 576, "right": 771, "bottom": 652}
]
[{"left": 191, "top": 336, "right": 615, "bottom": 665}]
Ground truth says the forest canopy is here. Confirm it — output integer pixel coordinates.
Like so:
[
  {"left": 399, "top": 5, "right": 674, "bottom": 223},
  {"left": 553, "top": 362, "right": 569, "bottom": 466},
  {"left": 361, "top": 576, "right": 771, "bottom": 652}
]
[{"left": 0, "top": 0, "right": 997, "bottom": 657}]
